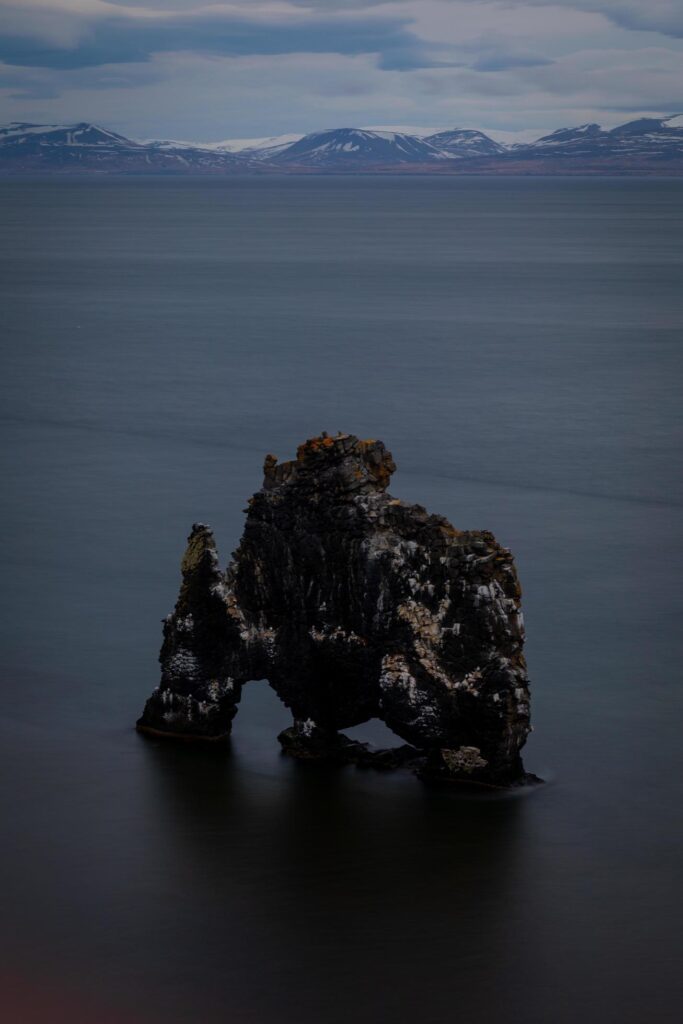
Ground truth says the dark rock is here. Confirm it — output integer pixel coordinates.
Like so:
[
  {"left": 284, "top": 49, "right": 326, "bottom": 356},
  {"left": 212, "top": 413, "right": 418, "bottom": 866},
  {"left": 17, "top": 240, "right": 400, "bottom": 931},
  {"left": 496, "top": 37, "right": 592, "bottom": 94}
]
[
  {"left": 137, "top": 434, "right": 536, "bottom": 786},
  {"left": 277, "top": 723, "right": 425, "bottom": 771}
]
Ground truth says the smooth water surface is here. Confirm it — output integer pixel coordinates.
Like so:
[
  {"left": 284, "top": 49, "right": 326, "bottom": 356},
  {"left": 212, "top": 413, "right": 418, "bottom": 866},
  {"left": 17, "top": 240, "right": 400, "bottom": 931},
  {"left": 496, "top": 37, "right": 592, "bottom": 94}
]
[{"left": 1, "top": 176, "right": 682, "bottom": 1023}]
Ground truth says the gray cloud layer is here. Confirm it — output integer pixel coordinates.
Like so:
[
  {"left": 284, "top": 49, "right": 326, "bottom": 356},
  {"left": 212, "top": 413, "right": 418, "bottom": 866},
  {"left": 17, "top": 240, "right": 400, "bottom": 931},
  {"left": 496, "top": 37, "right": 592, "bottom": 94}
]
[
  {"left": 0, "top": 1, "right": 680, "bottom": 140},
  {"left": 0, "top": 7, "right": 433, "bottom": 71}
]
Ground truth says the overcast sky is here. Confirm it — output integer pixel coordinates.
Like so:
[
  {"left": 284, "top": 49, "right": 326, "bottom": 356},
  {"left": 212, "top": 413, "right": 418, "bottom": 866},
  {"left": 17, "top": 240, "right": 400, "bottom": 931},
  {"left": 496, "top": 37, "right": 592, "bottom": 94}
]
[{"left": 0, "top": 0, "right": 681, "bottom": 141}]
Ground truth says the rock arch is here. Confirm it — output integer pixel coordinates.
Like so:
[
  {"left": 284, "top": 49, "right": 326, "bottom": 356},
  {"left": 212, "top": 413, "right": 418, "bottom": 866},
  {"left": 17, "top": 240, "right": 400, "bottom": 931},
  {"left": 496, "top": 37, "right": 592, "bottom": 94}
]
[{"left": 137, "top": 434, "right": 534, "bottom": 786}]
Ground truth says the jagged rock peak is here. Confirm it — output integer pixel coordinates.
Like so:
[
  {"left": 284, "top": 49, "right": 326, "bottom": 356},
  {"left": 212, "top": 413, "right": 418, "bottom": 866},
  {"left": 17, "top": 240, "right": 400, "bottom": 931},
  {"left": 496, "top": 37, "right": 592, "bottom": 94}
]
[
  {"left": 262, "top": 432, "right": 396, "bottom": 493},
  {"left": 137, "top": 433, "right": 539, "bottom": 788}
]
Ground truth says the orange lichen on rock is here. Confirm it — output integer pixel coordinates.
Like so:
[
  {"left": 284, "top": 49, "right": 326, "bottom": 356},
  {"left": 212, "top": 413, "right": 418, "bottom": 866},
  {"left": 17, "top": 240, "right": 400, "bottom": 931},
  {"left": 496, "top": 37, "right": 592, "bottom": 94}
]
[
  {"left": 296, "top": 433, "right": 337, "bottom": 460},
  {"left": 439, "top": 523, "right": 462, "bottom": 538}
]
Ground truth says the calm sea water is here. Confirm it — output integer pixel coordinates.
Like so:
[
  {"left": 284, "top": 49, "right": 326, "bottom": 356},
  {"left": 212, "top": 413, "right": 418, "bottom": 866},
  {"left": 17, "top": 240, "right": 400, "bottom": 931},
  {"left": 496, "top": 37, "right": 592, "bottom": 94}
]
[{"left": 1, "top": 176, "right": 682, "bottom": 1023}]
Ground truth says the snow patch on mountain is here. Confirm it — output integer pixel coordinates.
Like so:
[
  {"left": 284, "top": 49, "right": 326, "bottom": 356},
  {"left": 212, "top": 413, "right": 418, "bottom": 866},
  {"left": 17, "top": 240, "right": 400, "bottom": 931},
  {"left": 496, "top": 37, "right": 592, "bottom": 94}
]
[
  {"left": 1, "top": 122, "right": 138, "bottom": 147},
  {"left": 425, "top": 128, "right": 507, "bottom": 158},
  {"left": 0, "top": 123, "right": 70, "bottom": 139},
  {"left": 272, "top": 128, "right": 448, "bottom": 166},
  {"left": 143, "top": 133, "right": 303, "bottom": 155},
  {"left": 361, "top": 124, "right": 448, "bottom": 137}
]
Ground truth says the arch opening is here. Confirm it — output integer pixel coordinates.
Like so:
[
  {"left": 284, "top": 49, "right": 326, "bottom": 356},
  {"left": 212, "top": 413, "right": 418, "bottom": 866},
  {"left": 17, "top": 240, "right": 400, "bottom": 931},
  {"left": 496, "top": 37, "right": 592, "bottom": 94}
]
[{"left": 342, "top": 717, "right": 412, "bottom": 751}]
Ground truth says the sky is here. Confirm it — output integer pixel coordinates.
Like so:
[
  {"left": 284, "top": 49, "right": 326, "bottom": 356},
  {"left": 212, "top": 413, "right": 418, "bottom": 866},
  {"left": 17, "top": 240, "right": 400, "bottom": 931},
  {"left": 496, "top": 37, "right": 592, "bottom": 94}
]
[{"left": 0, "top": 0, "right": 681, "bottom": 142}]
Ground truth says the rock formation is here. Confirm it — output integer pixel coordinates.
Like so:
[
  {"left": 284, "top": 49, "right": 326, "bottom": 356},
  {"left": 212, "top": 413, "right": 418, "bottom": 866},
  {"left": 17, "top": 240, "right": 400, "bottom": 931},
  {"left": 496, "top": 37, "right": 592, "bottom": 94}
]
[{"left": 137, "top": 433, "right": 536, "bottom": 786}]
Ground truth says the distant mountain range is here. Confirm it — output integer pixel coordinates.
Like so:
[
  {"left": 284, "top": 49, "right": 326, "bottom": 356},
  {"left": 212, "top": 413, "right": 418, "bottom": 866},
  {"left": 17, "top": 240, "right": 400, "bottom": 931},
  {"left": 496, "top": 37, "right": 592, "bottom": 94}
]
[{"left": 2, "top": 116, "right": 682, "bottom": 174}]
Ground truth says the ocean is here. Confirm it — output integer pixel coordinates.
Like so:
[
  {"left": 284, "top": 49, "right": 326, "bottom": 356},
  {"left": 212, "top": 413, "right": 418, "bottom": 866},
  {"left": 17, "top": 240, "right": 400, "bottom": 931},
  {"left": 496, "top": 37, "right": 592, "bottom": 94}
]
[{"left": 1, "top": 175, "right": 682, "bottom": 1022}]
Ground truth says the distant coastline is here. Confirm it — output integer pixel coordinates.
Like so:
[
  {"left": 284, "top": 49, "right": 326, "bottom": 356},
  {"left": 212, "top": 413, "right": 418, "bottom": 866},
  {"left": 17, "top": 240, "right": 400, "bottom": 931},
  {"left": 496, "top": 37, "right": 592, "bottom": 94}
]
[{"left": 2, "top": 117, "right": 682, "bottom": 176}]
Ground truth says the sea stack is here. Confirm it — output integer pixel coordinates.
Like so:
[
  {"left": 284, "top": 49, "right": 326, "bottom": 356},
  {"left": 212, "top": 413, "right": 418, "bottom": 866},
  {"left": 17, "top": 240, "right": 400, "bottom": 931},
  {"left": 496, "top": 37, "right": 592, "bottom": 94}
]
[{"left": 137, "top": 434, "right": 535, "bottom": 786}]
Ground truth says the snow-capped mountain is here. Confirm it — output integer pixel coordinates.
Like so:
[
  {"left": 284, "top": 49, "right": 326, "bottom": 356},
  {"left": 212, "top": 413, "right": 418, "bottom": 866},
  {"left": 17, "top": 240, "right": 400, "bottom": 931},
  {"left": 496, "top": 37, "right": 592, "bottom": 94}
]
[
  {"left": 606, "top": 116, "right": 683, "bottom": 158},
  {"left": 220, "top": 134, "right": 304, "bottom": 158},
  {"left": 0, "top": 122, "right": 129, "bottom": 145},
  {"left": 1, "top": 116, "right": 682, "bottom": 174},
  {"left": 510, "top": 116, "right": 683, "bottom": 162},
  {"left": 424, "top": 128, "right": 507, "bottom": 158},
  {"left": 0, "top": 121, "right": 142, "bottom": 152},
  {"left": 0, "top": 122, "right": 255, "bottom": 172},
  {"left": 144, "top": 133, "right": 303, "bottom": 158},
  {"left": 270, "top": 128, "right": 447, "bottom": 167},
  {"left": 511, "top": 122, "right": 603, "bottom": 153}
]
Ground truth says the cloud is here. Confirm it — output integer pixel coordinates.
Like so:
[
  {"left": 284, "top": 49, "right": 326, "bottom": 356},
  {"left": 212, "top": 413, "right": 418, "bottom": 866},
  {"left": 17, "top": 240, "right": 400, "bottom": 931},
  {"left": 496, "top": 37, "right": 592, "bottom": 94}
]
[
  {"left": 0, "top": 0, "right": 681, "bottom": 140},
  {"left": 119, "top": 0, "right": 683, "bottom": 32},
  {"left": 472, "top": 53, "right": 553, "bottom": 71},
  {"left": 450, "top": 0, "right": 683, "bottom": 39},
  {"left": 518, "top": 43, "right": 683, "bottom": 106},
  {"left": 559, "top": 1, "right": 683, "bottom": 38},
  {"left": 0, "top": 6, "right": 435, "bottom": 70}
]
